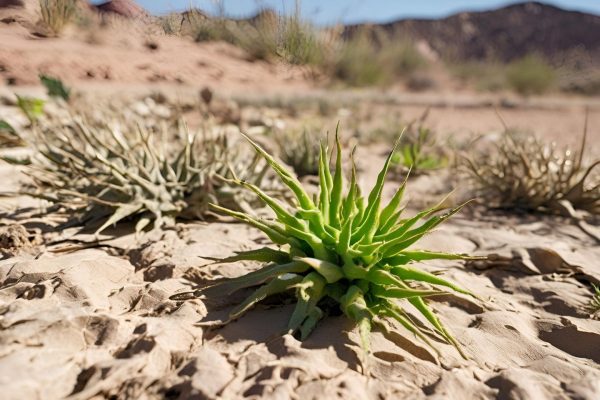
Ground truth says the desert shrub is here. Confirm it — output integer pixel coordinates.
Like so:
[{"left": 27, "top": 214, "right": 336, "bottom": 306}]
[
  {"left": 176, "top": 130, "right": 479, "bottom": 362},
  {"left": 228, "top": 19, "right": 278, "bottom": 62},
  {"left": 7, "top": 118, "right": 282, "bottom": 234},
  {"left": 0, "top": 120, "right": 23, "bottom": 147},
  {"left": 192, "top": 18, "right": 231, "bottom": 43},
  {"left": 330, "top": 32, "right": 427, "bottom": 87},
  {"left": 391, "top": 127, "right": 448, "bottom": 175},
  {"left": 39, "top": 0, "right": 78, "bottom": 35},
  {"left": 357, "top": 110, "right": 447, "bottom": 174},
  {"left": 277, "top": 12, "right": 323, "bottom": 65},
  {"left": 449, "top": 61, "right": 507, "bottom": 92},
  {"left": 506, "top": 55, "right": 556, "bottom": 95},
  {"left": 464, "top": 130, "right": 600, "bottom": 215},
  {"left": 353, "top": 113, "right": 404, "bottom": 145},
  {"left": 274, "top": 128, "right": 322, "bottom": 177},
  {"left": 451, "top": 58, "right": 556, "bottom": 94},
  {"left": 406, "top": 73, "right": 436, "bottom": 91},
  {"left": 183, "top": 2, "right": 323, "bottom": 64},
  {"left": 331, "top": 34, "right": 389, "bottom": 87},
  {"left": 386, "top": 40, "right": 428, "bottom": 77},
  {"left": 560, "top": 70, "right": 600, "bottom": 96},
  {"left": 160, "top": 12, "right": 184, "bottom": 35}
]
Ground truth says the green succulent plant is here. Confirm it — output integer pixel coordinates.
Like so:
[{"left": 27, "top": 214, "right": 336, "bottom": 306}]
[
  {"left": 182, "top": 128, "right": 478, "bottom": 360},
  {"left": 589, "top": 284, "right": 600, "bottom": 318},
  {"left": 8, "top": 118, "right": 279, "bottom": 234}
]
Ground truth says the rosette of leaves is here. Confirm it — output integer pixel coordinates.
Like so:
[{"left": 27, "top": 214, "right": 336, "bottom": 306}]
[
  {"left": 184, "top": 129, "right": 478, "bottom": 359},
  {"left": 10, "top": 118, "right": 277, "bottom": 234},
  {"left": 464, "top": 129, "right": 600, "bottom": 214}
]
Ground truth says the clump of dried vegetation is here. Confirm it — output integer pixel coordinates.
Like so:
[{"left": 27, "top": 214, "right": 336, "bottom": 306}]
[
  {"left": 328, "top": 30, "right": 428, "bottom": 87},
  {"left": 0, "top": 120, "right": 23, "bottom": 147},
  {"left": 165, "top": 2, "right": 428, "bottom": 88},
  {"left": 7, "top": 117, "right": 281, "bottom": 234},
  {"left": 176, "top": 129, "right": 479, "bottom": 363},
  {"left": 464, "top": 122, "right": 599, "bottom": 215},
  {"left": 450, "top": 55, "right": 557, "bottom": 95},
  {"left": 273, "top": 128, "right": 322, "bottom": 177},
  {"left": 506, "top": 55, "right": 556, "bottom": 95},
  {"left": 39, "top": 0, "right": 79, "bottom": 35},
  {"left": 171, "top": 2, "right": 324, "bottom": 65}
]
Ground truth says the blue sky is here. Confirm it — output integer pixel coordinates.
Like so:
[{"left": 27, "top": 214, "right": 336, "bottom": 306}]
[{"left": 120, "top": 1, "right": 600, "bottom": 24}]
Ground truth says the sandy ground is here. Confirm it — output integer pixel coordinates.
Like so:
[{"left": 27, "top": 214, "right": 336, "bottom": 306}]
[
  {"left": 1, "top": 4, "right": 600, "bottom": 399},
  {"left": 0, "top": 12, "right": 312, "bottom": 92},
  {"left": 1, "top": 134, "right": 600, "bottom": 399}
]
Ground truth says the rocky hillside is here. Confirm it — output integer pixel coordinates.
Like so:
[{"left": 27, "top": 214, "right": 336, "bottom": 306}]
[{"left": 346, "top": 2, "right": 600, "bottom": 65}]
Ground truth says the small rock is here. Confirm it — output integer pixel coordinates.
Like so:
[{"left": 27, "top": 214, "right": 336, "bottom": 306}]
[
  {"left": 0, "top": 224, "right": 37, "bottom": 258},
  {"left": 200, "top": 87, "right": 213, "bottom": 105}
]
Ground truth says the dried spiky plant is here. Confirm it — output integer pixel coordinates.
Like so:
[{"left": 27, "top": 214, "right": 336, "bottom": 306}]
[
  {"left": 464, "top": 126, "right": 600, "bottom": 215},
  {"left": 176, "top": 129, "right": 479, "bottom": 361},
  {"left": 0, "top": 120, "right": 24, "bottom": 147},
  {"left": 10, "top": 118, "right": 278, "bottom": 234},
  {"left": 274, "top": 128, "right": 321, "bottom": 177},
  {"left": 39, "top": 0, "right": 78, "bottom": 35}
]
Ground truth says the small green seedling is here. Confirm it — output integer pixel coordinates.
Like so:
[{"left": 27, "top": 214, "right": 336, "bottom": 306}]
[
  {"left": 589, "top": 284, "right": 600, "bottom": 318},
  {"left": 391, "top": 127, "right": 447, "bottom": 175},
  {"left": 16, "top": 96, "right": 45, "bottom": 123},
  {"left": 40, "top": 74, "right": 71, "bottom": 101}
]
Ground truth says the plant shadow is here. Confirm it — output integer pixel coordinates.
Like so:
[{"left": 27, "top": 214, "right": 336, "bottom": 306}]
[{"left": 200, "top": 299, "right": 362, "bottom": 370}]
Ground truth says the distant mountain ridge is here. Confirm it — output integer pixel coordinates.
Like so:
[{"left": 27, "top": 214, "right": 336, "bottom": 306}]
[{"left": 344, "top": 2, "right": 600, "bottom": 65}]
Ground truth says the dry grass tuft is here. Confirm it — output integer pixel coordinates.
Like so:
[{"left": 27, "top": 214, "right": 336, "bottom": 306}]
[
  {"left": 464, "top": 123, "right": 600, "bottom": 215},
  {"left": 506, "top": 55, "right": 556, "bottom": 95},
  {"left": 39, "top": 0, "right": 78, "bottom": 35},
  {"left": 274, "top": 128, "right": 322, "bottom": 177},
  {"left": 7, "top": 118, "right": 282, "bottom": 234}
]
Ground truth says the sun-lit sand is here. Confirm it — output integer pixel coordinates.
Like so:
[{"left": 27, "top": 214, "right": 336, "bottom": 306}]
[{"left": 1, "top": 1, "right": 599, "bottom": 399}]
